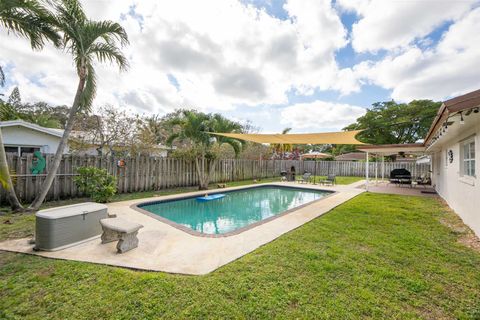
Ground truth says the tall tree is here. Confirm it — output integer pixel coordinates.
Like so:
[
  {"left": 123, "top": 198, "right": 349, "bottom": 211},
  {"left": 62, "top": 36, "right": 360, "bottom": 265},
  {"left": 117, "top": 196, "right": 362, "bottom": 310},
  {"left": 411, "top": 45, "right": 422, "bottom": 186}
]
[
  {"left": 71, "top": 105, "right": 138, "bottom": 156},
  {"left": 29, "top": 0, "right": 129, "bottom": 210},
  {"left": 344, "top": 100, "right": 441, "bottom": 145},
  {"left": 0, "top": 0, "right": 60, "bottom": 211},
  {"left": 166, "top": 110, "right": 243, "bottom": 190},
  {"left": 271, "top": 127, "right": 293, "bottom": 159}
]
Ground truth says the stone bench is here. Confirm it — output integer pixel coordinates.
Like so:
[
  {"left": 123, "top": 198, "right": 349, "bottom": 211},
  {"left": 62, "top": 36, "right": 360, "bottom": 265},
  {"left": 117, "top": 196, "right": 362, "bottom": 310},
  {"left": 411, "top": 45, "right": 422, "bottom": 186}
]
[{"left": 100, "top": 218, "right": 143, "bottom": 253}]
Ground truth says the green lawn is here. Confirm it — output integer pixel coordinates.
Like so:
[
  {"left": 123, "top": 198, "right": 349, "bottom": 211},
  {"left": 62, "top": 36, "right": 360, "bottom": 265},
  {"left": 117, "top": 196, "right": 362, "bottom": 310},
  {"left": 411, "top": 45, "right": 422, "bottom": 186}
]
[{"left": 1, "top": 192, "right": 479, "bottom": 319}]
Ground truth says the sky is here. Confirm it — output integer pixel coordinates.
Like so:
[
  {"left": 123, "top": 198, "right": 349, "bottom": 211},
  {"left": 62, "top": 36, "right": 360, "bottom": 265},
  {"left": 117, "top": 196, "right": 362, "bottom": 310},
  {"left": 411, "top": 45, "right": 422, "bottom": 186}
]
[{"left": 1, "top": 0, "right": 480, "bottom": 133}]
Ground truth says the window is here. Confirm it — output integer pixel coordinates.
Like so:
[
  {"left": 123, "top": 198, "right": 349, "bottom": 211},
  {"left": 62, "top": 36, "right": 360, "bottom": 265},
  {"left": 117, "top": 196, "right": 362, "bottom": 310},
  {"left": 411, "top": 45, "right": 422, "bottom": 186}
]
[
  {"left": 4, "top": 146, "right": 18, "bottom": 154},
  {"left": 462, "top": 139, "right": 475, "bottom": 177},
  {"left": 20, "top": 147, "right": 40, "bottom": 156}
]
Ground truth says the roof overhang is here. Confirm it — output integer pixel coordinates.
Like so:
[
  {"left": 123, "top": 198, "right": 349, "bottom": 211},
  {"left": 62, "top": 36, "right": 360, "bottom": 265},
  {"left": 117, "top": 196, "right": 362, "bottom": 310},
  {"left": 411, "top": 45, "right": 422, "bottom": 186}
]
[
  {"left": 0, "top": 120, "right": 64, "bottom": 138},
  {"left": 357, "top": 143, "right": 426, "bottom": 155},
  {"left": 425, "top": 88, "right": 480, "bottom": 147},
  {"left": 209, "top": 130, "right": 365, "bottom": 145}
]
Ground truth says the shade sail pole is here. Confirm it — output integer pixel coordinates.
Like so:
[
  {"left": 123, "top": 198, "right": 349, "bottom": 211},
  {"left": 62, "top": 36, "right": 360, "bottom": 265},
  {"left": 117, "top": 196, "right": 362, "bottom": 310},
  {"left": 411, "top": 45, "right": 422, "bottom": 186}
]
[{"left": 366, "top": 152, "right": 369, "bottom": 191}]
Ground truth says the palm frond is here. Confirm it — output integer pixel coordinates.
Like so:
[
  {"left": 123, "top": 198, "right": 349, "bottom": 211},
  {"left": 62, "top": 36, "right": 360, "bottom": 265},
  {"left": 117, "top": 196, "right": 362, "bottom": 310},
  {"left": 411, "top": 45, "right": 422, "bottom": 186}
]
[
  {"left": 84, "top": 20, "right": 129, "bottom": 47},
  {"left": 166, "top": 132, "right": 181, "bottom": 146},
  {"left": 87, "top": 42, "right": 129, "bottom": 71},
  {"left": 0, "top": 0, "right": 61, "bottom": 49},
  {"left": 55, "top": 0, "right": 86, "bottom": 23},
  {"left": 79, "top": 63, "right": 96, "bottom": 112}
]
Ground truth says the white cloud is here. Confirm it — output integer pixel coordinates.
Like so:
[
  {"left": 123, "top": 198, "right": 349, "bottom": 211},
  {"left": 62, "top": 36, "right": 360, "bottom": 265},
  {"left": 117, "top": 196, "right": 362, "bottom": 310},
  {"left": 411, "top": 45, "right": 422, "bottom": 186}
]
[
  {"left": 1, "top": 0, "right": 360, "bottom": 118},
  {"left": 280, "top": 100, "right": 366, "bottom": 130},
  {"left": 354, "top": 7, "right": 480, "bottom": 101},
  {"left": 342, "top": 0, "right": 475, "bottom": 53},
  {"left": 2, "top": 0, "right": 480, "bottom": 133}
]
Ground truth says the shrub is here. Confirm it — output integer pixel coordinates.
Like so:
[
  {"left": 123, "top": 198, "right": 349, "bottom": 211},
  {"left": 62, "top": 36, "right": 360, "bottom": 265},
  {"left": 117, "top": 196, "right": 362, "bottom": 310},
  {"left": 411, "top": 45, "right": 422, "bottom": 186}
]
[{"left": 74, "top": 167, "right": 117, "bottom": 203}]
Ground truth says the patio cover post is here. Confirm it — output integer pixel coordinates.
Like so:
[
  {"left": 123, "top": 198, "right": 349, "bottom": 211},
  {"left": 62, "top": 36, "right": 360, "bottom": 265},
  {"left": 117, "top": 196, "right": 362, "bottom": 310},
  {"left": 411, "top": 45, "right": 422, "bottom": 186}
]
[
  {"left": 366, "top": 151, "right": 369, "bottom": 191},
  {"left": 382, "top": 154, "right": 385, "bottom": 182},
  {"left": 375, "top": 154, "right": 378, "bottom": 185}
]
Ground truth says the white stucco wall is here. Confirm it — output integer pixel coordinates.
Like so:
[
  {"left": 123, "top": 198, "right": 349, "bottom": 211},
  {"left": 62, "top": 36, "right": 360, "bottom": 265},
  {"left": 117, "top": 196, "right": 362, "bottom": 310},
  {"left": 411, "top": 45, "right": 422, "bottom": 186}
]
[
  {"left": 2, "top": 125, "right": 67, "bottom": 154},
  {"left": 431, "top": 121, "right": 480, "bottom": 237}
]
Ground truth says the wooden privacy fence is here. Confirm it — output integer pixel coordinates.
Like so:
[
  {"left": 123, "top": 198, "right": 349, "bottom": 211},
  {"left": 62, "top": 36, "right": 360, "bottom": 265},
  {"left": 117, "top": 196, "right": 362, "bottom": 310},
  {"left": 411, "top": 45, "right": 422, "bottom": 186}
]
[{"left": 1, "top": 154, "right": 430, "bottom": 204}]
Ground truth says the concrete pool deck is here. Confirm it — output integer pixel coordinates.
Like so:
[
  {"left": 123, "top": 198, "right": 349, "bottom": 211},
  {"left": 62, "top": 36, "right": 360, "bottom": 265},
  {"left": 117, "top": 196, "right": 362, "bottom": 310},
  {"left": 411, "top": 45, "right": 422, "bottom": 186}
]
[{"left": 0, "top": 181, "right": 365, "bottom": 275}]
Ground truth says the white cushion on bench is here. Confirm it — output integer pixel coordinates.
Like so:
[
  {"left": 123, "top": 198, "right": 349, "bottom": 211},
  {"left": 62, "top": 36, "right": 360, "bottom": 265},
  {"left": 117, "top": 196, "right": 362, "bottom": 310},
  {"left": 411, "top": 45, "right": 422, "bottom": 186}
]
[{"left": 100, "top": 218, "right": 143, "bottom": 233}]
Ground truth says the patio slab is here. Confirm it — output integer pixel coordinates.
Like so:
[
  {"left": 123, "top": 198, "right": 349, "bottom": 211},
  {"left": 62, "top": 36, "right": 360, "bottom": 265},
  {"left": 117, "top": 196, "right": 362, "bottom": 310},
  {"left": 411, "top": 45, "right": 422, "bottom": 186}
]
[
  {"left": 0, "top": 181, "right": 365, "bottom": 275},
  {"left": 363, "top": 182, "right": 438, "bottom": 197}
]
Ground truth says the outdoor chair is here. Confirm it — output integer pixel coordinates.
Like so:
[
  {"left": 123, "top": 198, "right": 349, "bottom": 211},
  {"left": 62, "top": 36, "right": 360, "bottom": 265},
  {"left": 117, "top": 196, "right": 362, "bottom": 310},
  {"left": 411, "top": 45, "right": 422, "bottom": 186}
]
[
  {"left": 297, "top": 172, "right": 312, "bottom": 184},
  {"left": 320, "top": 174, "right": 336, "bottom": 186},
  {"left": 415, "top": 174, "right": 431, "bottom": 188}
]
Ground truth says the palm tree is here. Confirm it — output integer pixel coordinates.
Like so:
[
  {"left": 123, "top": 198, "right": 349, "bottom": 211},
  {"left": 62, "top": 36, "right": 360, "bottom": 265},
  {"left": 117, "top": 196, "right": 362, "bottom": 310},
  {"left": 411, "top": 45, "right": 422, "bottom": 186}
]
[
  {"left": 272, "top": 127, "right": 293, "bottom": 159},
  {"left": 0, "top": 0, "right": 60, "bottom": 49},
  {"left": 29, "top": 0, "right": 129, "bottom": 210},
  {"left": 211, "top": 113, "right": 244, "bottom": 156},
  {"left": 0, "top": 0, "right": 60, "bottom": 211},
  {"left": 166, "top": 110, "right": 243, "bottom": 190}
]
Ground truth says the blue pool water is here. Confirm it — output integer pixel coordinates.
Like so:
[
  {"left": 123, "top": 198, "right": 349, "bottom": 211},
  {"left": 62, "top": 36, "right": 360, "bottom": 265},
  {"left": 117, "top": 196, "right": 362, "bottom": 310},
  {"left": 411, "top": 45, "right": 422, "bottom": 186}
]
[{"left": 138, "top": 186, "right": 332, "bottom": 235}]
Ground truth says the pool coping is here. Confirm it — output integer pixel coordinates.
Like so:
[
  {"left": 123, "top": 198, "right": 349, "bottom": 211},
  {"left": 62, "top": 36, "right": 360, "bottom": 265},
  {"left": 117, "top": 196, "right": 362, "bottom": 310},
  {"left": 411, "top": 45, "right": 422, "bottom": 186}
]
[
  {"left": 0, "top": 181, "right": 366, "bottom": 275},
  {"left": 131, "top": 184, "right": 337, "bottom": 238}
]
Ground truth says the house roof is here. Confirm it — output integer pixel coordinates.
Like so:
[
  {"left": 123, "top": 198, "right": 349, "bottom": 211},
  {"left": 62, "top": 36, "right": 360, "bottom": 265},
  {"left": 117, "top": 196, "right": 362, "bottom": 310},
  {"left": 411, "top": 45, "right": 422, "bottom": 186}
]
[
  {"left": 334, "top": 152, "right": 365, "bottom": 161},
  {"left": 425, "top": 88, "right": 480, "bottom": 146},
  {"left": 0, "top": 120, "right": 64, "bottom": 138}
]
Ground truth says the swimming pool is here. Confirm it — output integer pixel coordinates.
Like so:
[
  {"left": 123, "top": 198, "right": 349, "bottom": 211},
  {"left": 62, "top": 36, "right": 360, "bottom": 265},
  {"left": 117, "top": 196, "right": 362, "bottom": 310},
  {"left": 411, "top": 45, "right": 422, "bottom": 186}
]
[{"left": 134, "top": 185, "right": 333, "bottom": 237}]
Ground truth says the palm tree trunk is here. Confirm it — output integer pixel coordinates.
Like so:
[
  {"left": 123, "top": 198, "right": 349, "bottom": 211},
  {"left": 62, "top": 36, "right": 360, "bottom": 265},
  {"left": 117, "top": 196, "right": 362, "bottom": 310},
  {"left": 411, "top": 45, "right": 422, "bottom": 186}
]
[
  {"left": 207, "top": 158, "right": 217, "bottom": 185},
  {"left": 0, "top": 128, "right": 23, "bottom": 211},
  {"left": 194, "top": 156, "right": 207, "bottom": 190},
  {"left": 29, "top": 77, "right": 85, "bottom": 210}
]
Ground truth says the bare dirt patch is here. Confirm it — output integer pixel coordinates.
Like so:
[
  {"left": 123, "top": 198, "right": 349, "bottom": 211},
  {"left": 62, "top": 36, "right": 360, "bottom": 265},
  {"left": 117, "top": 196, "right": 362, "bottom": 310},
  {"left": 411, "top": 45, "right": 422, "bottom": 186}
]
[{"left": 437, "top": 199, "right": 480, "bottom": 253}]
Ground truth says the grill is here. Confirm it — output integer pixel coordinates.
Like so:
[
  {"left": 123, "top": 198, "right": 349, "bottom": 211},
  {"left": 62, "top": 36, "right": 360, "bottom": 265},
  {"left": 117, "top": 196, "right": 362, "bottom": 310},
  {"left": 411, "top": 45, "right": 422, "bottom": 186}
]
[{"left": 389, "top": 168, "right": 411, "bottom": 184}]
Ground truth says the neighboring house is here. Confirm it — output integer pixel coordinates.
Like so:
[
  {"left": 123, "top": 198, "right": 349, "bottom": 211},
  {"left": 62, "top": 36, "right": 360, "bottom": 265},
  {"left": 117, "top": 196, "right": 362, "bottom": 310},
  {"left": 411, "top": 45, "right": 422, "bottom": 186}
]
[
  {"left": 425, "top": 89, "right": 480, "bottom": 236},
  {"left": 0, "top": 120, "right": 171, "bottom": 157},
  {"left": 69, "top": 130, "right": 172, "bottom": 157},
  {"left": 0, "top": 120, "right": 67, "bottom": 155},
  {"left": 334, "top": 152, "right": 365, "bottom": 161}
]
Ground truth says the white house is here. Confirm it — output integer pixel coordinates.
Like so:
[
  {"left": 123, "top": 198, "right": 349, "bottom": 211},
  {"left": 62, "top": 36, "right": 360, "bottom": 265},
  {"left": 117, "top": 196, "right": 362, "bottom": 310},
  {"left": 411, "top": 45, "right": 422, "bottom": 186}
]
[
  {"left": 425, "top": 89, "right": 480, "bottom": 237},
  {"left": 357, "top": 89, "right": 480, "bottom": 237},
  {"left": 0, "top": 120, "right": 67, "bottom": 155}
]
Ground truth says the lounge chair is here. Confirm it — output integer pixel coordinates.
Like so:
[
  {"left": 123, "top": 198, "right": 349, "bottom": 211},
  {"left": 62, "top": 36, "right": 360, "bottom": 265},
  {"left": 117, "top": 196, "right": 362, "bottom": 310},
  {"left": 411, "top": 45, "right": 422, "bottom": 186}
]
[
  {"left": 320, "top": 174, "right": 336, "bottom": 186},
  {"left": 297, "top": 172, "right": 312, "bottom": 184}
]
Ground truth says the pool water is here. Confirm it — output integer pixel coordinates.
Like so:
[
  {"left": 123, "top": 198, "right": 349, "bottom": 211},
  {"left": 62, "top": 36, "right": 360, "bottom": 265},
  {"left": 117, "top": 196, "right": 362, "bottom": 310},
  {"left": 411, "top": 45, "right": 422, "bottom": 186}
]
[{"left": 138, "top": 186, "right": 332, "bottom": 235}]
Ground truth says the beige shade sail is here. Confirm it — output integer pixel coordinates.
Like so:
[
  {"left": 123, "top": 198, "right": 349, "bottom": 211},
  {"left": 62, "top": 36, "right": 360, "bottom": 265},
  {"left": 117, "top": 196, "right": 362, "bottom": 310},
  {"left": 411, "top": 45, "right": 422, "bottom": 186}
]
[{"left": 209, "top": 130, "right": 365, "bottom": 145}]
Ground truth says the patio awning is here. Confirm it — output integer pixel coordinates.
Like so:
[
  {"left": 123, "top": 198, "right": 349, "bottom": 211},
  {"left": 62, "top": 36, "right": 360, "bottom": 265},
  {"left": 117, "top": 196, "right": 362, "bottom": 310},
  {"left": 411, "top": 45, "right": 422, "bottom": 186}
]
[
  {"left": 209, "top": 130, "right": 365, "bottom": 145},
  {"left": 357, "top": 143, "right": 426, "bottom": 155}
]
